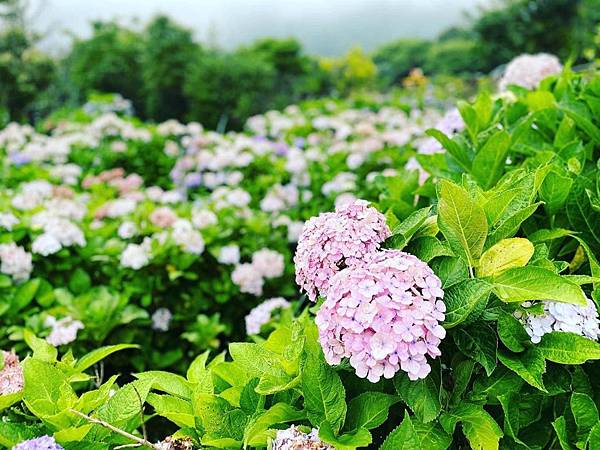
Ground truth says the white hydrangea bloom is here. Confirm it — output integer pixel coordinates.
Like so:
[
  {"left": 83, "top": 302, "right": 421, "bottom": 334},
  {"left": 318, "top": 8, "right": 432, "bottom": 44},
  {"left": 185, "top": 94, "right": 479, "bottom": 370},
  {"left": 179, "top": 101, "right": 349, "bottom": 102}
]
[
  {"left": 118, "top": 221, "right": 137, "bottom": 239},
  {"left": 232, "top": 263, "right": 264, "bottom": 296},
  {"left": 152, "top": 308, "right": 172, "bottom": 332},
  {"left": 218, "top": 245, "right": 240, "bottom": 265},
  {"left": 245, "top": 297, "right": 291, "bottom": 335},
  {"left": 251, "top": 249, "right": 285, "bottom": 279},
  {"left": 191, "top": 209, "right": 218, "bottom": 229},
  {"left": 120, "top": 240, "right": 151, "bottom": 269},
  {"left": 0, "top": 243, "right": 32, "bottom": 282},
  {"left": 45, "top": 316, "right": 84, "bottom": 346},
  {"left": 516, "top": 299, "right": 600, "bottom": 344},
  {"left": 499, "top": 53, "right": 563, "bottom": 91},
  {"left": 32, "top": 233, "right": 62, "bottom": 256},
  {"left": 0, "top": 213, "right": 19, "bottom": 231}
]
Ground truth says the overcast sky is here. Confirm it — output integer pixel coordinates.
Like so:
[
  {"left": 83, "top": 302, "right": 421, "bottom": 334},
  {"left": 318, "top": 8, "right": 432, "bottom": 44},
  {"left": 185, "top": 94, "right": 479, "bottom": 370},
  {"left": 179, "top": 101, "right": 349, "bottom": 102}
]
[{"left": 35, "top": 0, "right": 491, "bottom": 56}]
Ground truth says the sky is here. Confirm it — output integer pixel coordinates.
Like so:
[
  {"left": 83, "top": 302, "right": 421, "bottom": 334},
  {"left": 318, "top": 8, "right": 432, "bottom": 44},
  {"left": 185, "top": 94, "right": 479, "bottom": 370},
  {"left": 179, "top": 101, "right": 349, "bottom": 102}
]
[{"left": 34, "top": 0, "right": 492, "bottom": 56}]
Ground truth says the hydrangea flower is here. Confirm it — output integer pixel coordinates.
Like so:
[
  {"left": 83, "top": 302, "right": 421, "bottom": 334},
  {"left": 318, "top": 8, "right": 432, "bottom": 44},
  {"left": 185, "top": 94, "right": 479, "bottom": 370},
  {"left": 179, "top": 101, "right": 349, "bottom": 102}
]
[
  {"left": 45, "top": 316, "right": 84, "bottom": 347},
  {"left": 271, "top": 425, "right": 333, "bottom": 450},
  {"left": 245, "top": 297, "right": 291, "bottom": 335},
  {"left": 232, "top": 263, "right": 264, "bottom": 296},
  {"left": 0, "top": 212, "right": 19, "bottom": 231},
  {"left": 120, "top": 240, "right": 152, "bottom": 269},
  {"left": 515, "top": 299, "right": 600, "bottom": 344},
  {"left": 218, "top": 245, "right": 240, "bottom": 265},
  {"left": 315, "top": 250, "right": 446, "bottom": 382},
  {"left": 0, "top": 243, "right": 33, "bottom": 282},
  {"left": 498, "top": 53, "right": 562, "bottom": 91},
  {"left": 150, "top": 206, "right": 178, "bottom": 228},
  {"left": 152, "top": 308, "right": 173, "bottom": 332},
  {"left": 0, "top": 350, "right": 24, "bottom": 395},
  {"left": 32, "top": 233, "right": 62, "bottom": 256},
  {"left": 252, "top": 248, "right": 285, "bottom": 279},
  {"left": 294, "top": 199, "right": 390, "bottom": 301},
  {"left": 12, "top": 436, "right": 64, "bottom": 450}
]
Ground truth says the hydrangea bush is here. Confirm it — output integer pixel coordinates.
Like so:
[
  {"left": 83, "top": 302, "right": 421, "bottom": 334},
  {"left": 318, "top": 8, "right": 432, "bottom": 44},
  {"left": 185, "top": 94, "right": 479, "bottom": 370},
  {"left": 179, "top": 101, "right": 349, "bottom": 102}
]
[{"left": 1, "top": 57, "right": 600, "bottom": 449}]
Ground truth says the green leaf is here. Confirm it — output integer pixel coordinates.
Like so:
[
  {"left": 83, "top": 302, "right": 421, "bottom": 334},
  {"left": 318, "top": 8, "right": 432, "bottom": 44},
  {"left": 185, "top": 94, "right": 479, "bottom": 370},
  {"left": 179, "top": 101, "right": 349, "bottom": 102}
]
[
  {"left": 229, "top": 343, "right": 288, "bottom": 379},
  {"left": 134, "top": 371, "right": 192, "bottom": 398},
  {"left": 74, "top": 344, "right": 138, "bottom": 373},
  {"left": 23, "top": 329, "right": 57, "bottom": 363},
  {"left": 388, "top": 207, "right": 432, "bottom": 249},
  {"left": 244, "top": 403, "right": 305, "bottom": 447},
  {"left": 537, "top": 332, "right": 600, "bottom": 364},
  {"left": 95, "top": 379, "right": 153, "bottom": 430},
  {"left": 413, "top": 421, "right": 452, "bottom": 450},
  {"left": 440, "top": 403, "right": 503, "bottom": 450},
  {"left": 437, "top": 179, "right": 488, "bottom": 268},
  {"left": 491, "top": 266, "right": 587, "bottom": 305},
  {"left": 562, "top": 103, "right": 600, "bottom": 144},
  {"left": 472, "top": 130, "right": 510, "bottom": 189},
  {"left": 588, "top": 422, "right": 600, "bottom": 450},
  {"left": 486, "top": 203, "right": 541, "bottom": 247},
  {"left": 380, "top": 413, "right": 421, "bottom": 450},
  {"left": 426, "top": 129, "right": 472, "bottom": 172},
  {"left": 344, "top": 392, "right": 399, "bottom": 431},
  {"left": 12, "top": 278, "right": 40, "bottom": 312},
  {"left": 147, "top": 393, "right": 194, "bottom": 428},
  {"left": 318, "top": 421, "right": 372, "bottom": 450},
  {"left": 301, "top": 346, "right": 346, "bottom": 433},
  {"left": 393, "top": 360, "right": 442, "bottom": 423},
  {"left": 186, "top": 351, "right": 213, "bottom": 394},
  {"left": 443, "top": 279, "right": 492, "bottom": 328},
  {"left": 0, "top": 423, "right": 44, "bottom": 448},
  {"left": 540, "top": 170, "right": 573, "bottom": 216},
  {"left": 496, "top": 310, "right": 530, "bottom": 352},
  {"left": 478, "top": 238, "right": 534, "bottom": 277},
  {"left": 552, "top": 416, "right": 572, "bottom": 450},
  {"left": 453, "top": 322, "right": 497, "bottom": 376},
  {"left": 498, "top": 348, "right": 546, "bottom": 392},
  {"left": 571, "top": 392, "right": 598, "bottom": 438}
]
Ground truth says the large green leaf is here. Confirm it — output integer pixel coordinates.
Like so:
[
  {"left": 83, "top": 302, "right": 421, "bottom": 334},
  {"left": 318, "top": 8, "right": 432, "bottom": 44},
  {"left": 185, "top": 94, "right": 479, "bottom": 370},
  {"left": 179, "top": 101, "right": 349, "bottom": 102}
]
[
  {"left": 472, "top": 130, "right": 510, "bottom": 189},
  {"left": 498, "top": 348, "right": 546, "bottom": 392},
  {"left": 478, "top": 238, "right": 534, "bottom": 277},
  {"left": 537, "top": 332, "right": 600, "bottom": 364},
  {"left": 571, "top": 392, "right": 598, "bottom": 438},
  {"left": 437, "top": 179, "right": 488, "bottom": 268},
  {"left": 443, "top": 278, "right": 492, "bottom": 328},
  {"left": 440, "top": 403, "right": 503, "bottom": 450},
  {"left": 453, "top": 322, "right": 497, "bottom": 376},
  {"left": 394, "top": 360, "right": 442, "bottom": 423},
  {"left": 74, "top": 344, "right": 138, "bottom": 373},
  {"left": 380, "top": 413, "right": 421, "bottom": 450},
  {"left": 344, "top": 392, "right": 399, "bottom": 431},
  {"left": 491, "top": 266, "right": 587, "bottom": 305}
]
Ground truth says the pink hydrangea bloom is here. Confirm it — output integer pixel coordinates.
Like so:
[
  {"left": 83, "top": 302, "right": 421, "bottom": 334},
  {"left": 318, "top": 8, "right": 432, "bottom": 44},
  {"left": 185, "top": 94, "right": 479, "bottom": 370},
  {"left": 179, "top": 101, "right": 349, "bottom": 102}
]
[
  {"left": 149, "top": 206, "right": 178, "bottom": 228},
  {"left": 294, "top": 199, "right": 390, "bottom": 301},
  {"left": 315, "top": 250, "right": 446, "bottom": 382},
  {"left": 0, "top": 350, "right": 24, "bottom": 395}
]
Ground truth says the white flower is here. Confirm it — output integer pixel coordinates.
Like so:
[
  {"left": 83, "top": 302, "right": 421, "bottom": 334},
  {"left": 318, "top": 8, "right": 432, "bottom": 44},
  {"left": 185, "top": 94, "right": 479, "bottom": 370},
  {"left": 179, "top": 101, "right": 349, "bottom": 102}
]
[
  {"left": 0, "top": 213, "right": 19, "bottom": 231},
  {"left": 152, "top": 308, "right": 172, "bottom": 332},
  {"left": 252, "top": 249, "right": 285, "bottom": 279},
  {"left": 232, "top": 263, "right": 264, "bottom": 296},
  {"left": 499, "top": 53, "right": 563, "bottom": 91},
  {"left": 245, "top": 297, "right": 291, "bottom": 335},
  {"left": 120, "top": 242, "right": 151, "bottom": 269},
  {"left": 218, "top": 245, "right": 240, "bottom": 265},
  {"left": 516, "top": 298, "right": 600, "bottom": 343},
  {"left": 118, "top": 221, "right": 137, "bottom": 239},
  {"left": 45, "top": 316, "right": 84, "bottom": 346},
  {"left": 32, "top": 233, "right": 62, "bottom": 256},
  {"left": 172, "top": 220, "right": 205, "bottom": 255},
  {"left": 0, "top": 243, "right": 32, "bottom": 282},
  {"left": 191, "top": 209, "right": 218, "bottom": 229},
  {"left": 271, "top": 425, "right": 333, "bottom": 450},
  {"left": 287, "top": 221, "right": 305, "bottom": 243}
]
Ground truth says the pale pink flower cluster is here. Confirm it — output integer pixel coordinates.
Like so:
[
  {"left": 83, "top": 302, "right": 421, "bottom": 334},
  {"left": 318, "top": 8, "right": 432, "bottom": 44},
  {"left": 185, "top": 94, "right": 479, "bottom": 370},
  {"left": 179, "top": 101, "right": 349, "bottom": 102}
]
[
  {"left": 271, "top": 425, "right": 333, "bottom": 450},
  {"left": 294, "top": 199, "right": 390, "bottom": 301},
  {"left": 245, "top": 297, "right": 291, "bottom": 335},
  {"left": 232, "top": 248, "right": 285, "bottom": 296},
  {"left": 150, "top": 206, "right": 178, "bottom": 228},
  {"left": 231, "top": 263, "right": 264, "bottom": 296},
  {"left": 499, "top": 53, "right": 563, "bottom": 91},
  {"left": 0, "top": 350, "right": 24, "bottom": 395},
  {"left": 315, "top": 250, "right": 445, "bottom": 382},
  {"left": 252, "top": 249, "right": 285, "bottom": 279},
  {"left": 45, "top": 316, "right": 84, "bottom": 346},
  {"left": 0, "top": 243, "right": 32, "bottom": 282}
]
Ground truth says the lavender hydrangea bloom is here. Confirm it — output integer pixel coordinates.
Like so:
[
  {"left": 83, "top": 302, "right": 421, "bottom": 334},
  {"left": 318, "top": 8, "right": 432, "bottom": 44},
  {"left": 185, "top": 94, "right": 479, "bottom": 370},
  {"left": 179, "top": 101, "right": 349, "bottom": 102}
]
[
  {"left": 294, "top": 199, "right": 390, "bottom": 301},
  {"left": 271, "top": 425, "right": 333, "bottom": 450},
  {"left": 515, "top": 299, "right": 600, "bottom": 344},
  {"left": 315, "top": 250, "right": 446, "bottom": 382},
  {"left": 12, "top": 435, "right": 64, "bottom": 450}
]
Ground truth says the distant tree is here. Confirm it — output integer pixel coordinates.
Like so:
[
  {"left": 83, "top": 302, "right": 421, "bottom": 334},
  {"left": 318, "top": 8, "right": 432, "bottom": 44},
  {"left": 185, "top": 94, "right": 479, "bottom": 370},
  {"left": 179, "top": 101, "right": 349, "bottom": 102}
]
[
  {"left": 141, "top": 16, "right": 200, "bottom": 121},
  {"left": 321, "top": 47, "right": 377, "bottom": 94},
  {"left": 424, "top": 38, "right": 484, "bottom": 75},
  {"left": 373, "top": 39, "right": 432, "bottom": 86},
  {"left": 65, "top": 22, "right": 144, "bottom": 114}
]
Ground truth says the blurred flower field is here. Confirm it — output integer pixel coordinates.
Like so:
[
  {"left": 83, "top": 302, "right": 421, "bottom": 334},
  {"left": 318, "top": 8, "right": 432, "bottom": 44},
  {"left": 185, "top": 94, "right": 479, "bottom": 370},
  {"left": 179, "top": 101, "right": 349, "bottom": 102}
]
[{"left": 1, "top": 51, "right": 600, "bottom": 450}]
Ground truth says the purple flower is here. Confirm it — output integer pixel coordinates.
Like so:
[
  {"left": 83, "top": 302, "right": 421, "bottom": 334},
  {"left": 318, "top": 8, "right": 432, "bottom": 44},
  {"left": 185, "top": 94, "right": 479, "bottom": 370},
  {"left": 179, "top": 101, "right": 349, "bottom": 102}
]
[
  {"left": 12, "top": 435, "right": 64, "bottom": 450},
  {"left": 9, "top": 152, "right": 31, "bottom": 167},
  {"left": 294, "top": 199, "right": 390, "bottom": 301},
  {"left": 315, "top": 250, "right": 446, "bottom": 382}
]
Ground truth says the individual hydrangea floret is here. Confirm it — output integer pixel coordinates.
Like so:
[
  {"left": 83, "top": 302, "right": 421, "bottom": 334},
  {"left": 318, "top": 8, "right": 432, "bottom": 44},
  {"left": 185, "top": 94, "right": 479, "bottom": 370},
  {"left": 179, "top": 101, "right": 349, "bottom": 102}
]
[
  {"left": 498, "top": 53, "right": 562, "bottom": 91},
  {"left": 0, "top": 350, "right": 24, "bottom": 395},
  {"left": 45, "top": 316, "right": 84, "bottom": 347},
  {"left": 245, "top": 297, "right": 291, "bottom": 335},
  {"left": 515, "top": 298, "right": 600, "bottom": 344},
  {"left": 252, "top": 248, "right": 285, "bottom": 279},
  {"left": 271, "top": 425, "right": 333, "bottom": 450},
  {"left": 315, "top": 250, "right": 446, "bottom": 382},
  {"left": 294, "top": 199, "right": 390, "bottom": 301},
  {"left": 12, "top": 435, "right": 64, "bottom": 450}
]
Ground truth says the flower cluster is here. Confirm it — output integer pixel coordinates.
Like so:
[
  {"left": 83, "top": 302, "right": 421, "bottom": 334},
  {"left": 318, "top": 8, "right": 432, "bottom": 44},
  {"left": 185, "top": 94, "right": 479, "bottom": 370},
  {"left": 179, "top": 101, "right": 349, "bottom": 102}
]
[
  {"left": 12, "top": 435, "right": 64, "bottom": 450},
  {"left": 515, "top": 299, "right": 600, "bottom": 343},
  {"left": 231, "top": 248, "right": 285, "bottom": 296},
  {"left": 498, "top": 53, "right": 563, "bottom": 91},
  {"left": 271, "top": 425, "right": 333, "bottom": 450},
  {"left": 0, "top": 243, "right": 33, "bottom": 282},
  {"left": 0, "top": 350, "right": 24, "bottom": 395},
  {"left": 45, "top": 316, "right": 85, "bottom": 347},
  {"left": 245, "top": 297, "right": 291, "bottom": 335},
  {"left": 294, "top": 199, "right": 390, "bottom": 301},
  {"left": 315, "top": 250, "right": 446, "bottom": 382},
  {"left": 152, "top": 308, "right": 173, "bottom": 332}
]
